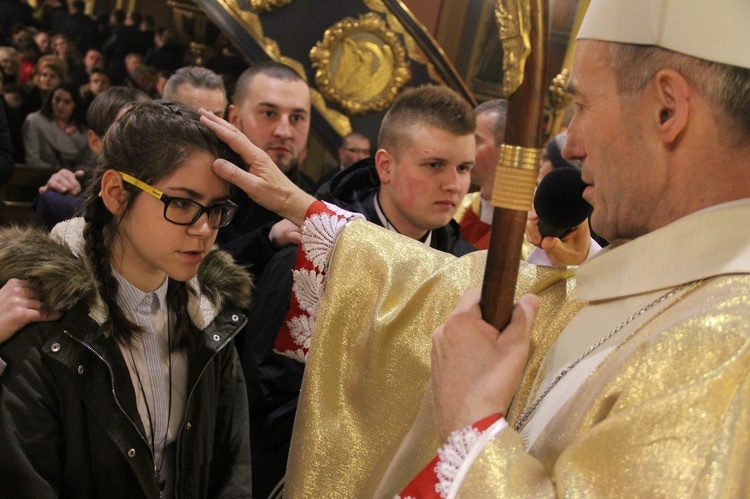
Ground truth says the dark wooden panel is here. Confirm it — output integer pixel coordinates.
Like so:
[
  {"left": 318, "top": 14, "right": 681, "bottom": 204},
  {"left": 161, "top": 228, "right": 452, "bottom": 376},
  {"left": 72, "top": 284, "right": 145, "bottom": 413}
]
[{"left": 0, "top": 164, "right": 52, "bottom": 226}]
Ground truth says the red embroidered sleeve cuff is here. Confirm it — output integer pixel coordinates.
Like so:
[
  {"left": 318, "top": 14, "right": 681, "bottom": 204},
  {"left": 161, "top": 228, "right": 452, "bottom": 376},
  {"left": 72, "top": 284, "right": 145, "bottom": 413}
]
[
  {"left": 397, "top": 413, "right": 504, "bottom": 499},
  {"left": 273, "top": 200, "right": 363, "bottom": 362}
]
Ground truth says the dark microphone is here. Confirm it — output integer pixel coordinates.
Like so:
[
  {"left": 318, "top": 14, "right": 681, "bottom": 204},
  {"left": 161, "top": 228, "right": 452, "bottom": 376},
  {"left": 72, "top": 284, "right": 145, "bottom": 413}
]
[{"left": 533, "top": 167, "right": 593, "bottom": 238}]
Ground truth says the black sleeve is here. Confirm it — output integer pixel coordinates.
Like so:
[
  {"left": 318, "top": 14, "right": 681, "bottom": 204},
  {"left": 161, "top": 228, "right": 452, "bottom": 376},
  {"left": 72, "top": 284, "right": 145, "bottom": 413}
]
[
  {"left": 241, "top": 245, "right": 303, "bottom": 497},
  {"left": 207, "top": 342, "right": 253, "bottom": 499},
  {"left": 0, "top": 328, "right": 64, "bottom": 498}
]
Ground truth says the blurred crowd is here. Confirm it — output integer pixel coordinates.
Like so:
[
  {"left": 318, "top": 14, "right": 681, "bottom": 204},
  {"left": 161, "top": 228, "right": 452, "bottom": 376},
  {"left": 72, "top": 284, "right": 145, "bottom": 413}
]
[{"left": 0, "top": 0, "right": 248, "bottom": 167}]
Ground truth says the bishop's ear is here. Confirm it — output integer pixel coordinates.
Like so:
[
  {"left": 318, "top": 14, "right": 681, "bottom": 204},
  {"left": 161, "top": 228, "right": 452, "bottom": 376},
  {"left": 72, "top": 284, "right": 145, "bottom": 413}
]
[
  {"left": 653, "top": 68, "right": 690, "bottom": 143},
  {"left": 100, "top": 169, "right": 129, "bottom": 217}
]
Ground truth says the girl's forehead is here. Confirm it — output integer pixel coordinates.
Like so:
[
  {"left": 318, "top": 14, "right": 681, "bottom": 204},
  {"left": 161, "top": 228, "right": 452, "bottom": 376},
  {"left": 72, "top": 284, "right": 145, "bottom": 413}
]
[{"left": 156, "top": 151, "right": 225, "bottom": 187}]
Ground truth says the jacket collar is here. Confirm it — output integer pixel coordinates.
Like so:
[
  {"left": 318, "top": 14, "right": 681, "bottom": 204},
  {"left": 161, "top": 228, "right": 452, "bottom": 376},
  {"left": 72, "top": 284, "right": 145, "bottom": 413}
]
[{"left": 0, "top": 218, "right": 252, "bottom": 336}]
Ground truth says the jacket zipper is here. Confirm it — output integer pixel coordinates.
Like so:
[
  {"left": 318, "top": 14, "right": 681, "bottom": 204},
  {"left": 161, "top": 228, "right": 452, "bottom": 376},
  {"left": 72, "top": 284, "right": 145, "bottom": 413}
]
[
  {"left": 173, "top": 316, "right": 248, "bottom": 495},
  {"left": 61, "top": 330, "right": 158, "bottom": 488}
]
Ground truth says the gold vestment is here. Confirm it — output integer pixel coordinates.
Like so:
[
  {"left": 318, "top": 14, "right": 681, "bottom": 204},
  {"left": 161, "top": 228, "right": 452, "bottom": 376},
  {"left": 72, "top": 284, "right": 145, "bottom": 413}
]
[
  {"left": 285, "top": 221, "right": 576, "bottom": 497},
  {"left": 287, "top": 200, "right": 750, "bottom": 497}
]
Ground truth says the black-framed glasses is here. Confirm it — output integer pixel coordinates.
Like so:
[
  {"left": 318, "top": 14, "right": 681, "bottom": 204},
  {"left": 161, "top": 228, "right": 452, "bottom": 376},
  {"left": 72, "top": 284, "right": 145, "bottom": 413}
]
[{"left": 119, "top": 171, "right": 237, "bottom": 229}]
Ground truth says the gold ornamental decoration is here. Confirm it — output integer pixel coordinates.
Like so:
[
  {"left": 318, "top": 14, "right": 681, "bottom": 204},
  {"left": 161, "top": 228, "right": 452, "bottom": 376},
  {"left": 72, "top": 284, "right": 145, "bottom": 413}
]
[
  {"left": 246, "top": 0, "right": 292, "bottom": 14},
  {"left": 546, "top": 68, "right": 573, "bottom": 136},
  {"left": 495, "top": 0, "right": 532, "bottom": 97},
  {"left": 491, "top": 144, "right": 542, "bottom": 211},
  {"left": 310, "top": 12, "right": 411, "bottom": 115}
]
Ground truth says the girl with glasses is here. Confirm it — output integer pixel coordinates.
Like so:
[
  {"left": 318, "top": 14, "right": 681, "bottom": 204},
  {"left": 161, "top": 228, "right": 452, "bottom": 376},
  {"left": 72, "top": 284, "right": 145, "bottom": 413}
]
[{"left": 0, "top": 100, "right": 252, "bottom": 498}]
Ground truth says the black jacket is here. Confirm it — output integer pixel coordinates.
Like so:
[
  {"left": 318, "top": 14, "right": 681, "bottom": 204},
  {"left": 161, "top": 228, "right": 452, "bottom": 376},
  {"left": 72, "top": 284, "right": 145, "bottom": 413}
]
[
  {"left": 242, "top": 157, "right": 475, "bottom": 496},
  {"left": 0, "top": 221, "right": 253, "bottom": 499}
]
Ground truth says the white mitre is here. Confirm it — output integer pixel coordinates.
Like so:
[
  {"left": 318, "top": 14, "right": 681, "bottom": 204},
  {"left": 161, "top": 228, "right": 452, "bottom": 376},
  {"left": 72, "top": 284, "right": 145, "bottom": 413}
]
[{"left": 578, "top": 0, "right": 750, "bottom": 70}]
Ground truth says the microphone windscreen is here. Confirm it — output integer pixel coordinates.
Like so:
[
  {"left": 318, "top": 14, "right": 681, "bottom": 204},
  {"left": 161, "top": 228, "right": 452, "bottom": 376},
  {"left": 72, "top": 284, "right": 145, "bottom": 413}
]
[{"left": 534, "top": 167, "right": 593, "bottom": 238}]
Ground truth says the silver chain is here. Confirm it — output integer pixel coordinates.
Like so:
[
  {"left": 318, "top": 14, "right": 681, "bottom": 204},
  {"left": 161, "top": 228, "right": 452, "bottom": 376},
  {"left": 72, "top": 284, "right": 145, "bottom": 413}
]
[{"left": 514, "top": 280, "right": 700, "bottom": 432}]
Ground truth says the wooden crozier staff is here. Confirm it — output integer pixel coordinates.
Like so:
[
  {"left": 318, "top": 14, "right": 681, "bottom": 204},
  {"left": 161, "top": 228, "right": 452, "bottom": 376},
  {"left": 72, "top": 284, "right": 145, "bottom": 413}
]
[{"left": 481, "top": 0, "right": 549, "bottom": 329}]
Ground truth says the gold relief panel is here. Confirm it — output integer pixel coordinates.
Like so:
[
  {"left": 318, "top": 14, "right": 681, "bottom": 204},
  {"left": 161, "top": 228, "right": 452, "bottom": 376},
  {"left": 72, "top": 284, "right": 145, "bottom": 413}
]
[
  {"left": 495, "top": 0, "right": 532, "bottom": 98},
  {"left": 546, "top": 69, "right": 572, "bottom": 136},
  {"left": 310, "top": 13, "right": 411, "bottom": 115},
  {"left": 246, "top": 0, "right": 292, "bottom": 14}
]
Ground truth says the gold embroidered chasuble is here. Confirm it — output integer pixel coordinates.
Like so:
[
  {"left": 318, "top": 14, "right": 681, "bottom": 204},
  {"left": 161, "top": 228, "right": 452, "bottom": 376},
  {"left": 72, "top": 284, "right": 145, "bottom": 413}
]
[
  {"left": 287, "top": 200, "right": 750, "bottom": 497},
  {"left": 284, "top": 221, "right": 577, "bottom": 497}
]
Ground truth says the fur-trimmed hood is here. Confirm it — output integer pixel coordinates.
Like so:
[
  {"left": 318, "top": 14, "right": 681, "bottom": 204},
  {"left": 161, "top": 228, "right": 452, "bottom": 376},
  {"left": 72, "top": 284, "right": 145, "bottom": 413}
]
[{"left": 0, "top": 218, "right": 253, "bottom": 331}]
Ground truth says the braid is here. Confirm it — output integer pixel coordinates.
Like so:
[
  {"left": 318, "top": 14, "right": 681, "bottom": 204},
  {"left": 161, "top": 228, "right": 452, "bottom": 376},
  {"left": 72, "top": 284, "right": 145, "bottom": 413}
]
[
  {"left": 168, "top": 280, "right": 196, "bottom": 352},
  {"left": 83, "top": 194, "right": 142, "bottom": 344}
]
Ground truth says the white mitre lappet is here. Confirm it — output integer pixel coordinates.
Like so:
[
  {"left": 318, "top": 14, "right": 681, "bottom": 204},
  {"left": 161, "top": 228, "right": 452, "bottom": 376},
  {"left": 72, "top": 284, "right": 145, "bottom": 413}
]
[{"left": 577, "top": 0, "right": 750, "bottom": 70}]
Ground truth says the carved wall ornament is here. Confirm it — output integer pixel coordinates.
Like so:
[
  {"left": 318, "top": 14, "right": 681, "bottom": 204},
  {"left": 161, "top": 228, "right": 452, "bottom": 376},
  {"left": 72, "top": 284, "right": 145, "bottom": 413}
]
[
  {"left": 546, "top": 68, "right": 573, "bottom": 135},
  {"left": 245, "top": 0, "right": 292, "bottom": 14},
  {"left": 310, "top": 12, "right": 411, "bottom": 115},
  {"left": 495, "top": 0, "right": 532, "bottom": 97}
]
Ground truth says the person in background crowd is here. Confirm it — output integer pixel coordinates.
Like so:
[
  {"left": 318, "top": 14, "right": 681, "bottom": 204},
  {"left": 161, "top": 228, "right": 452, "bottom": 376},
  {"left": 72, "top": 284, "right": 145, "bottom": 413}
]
[
  {"left": 145, "top": 28, "right": 186, "bottom": 73},
  {"left": 60, "top": 0, "right": 101, "bottom": 55},
  {"left": 79, "top": 65, "right": 112, "bottom": 115},
  {"left": 129, "top": 64, "right": 159, "bottom": 98},
  {"left": 337, "top": 131, "right": 371, "bottom": 170},
  {"left": 0, "top": 45, "right": 20, "bottom": 86},
  {"left": 453, "top": 99, "right": 507, "bottom": 251},
  {"left": 33, "top": 30, "right": 51, "bottom": 56},
  {"left": 155, "top": 69, "right": 172, "bottom": 97},
  {"left": 0, "top": 0, "right": 34, "bottom": 44},
  {"left": 50, "top": 34, "right": 83, "bottom": 76},
  {"left": 22, "top": 54, "right": 66, "bottom": 115},
  {"left": 0, "top": 99, "right": 14, "bottom": 186},
  {"left": 102, "top": 11, "right": 147, "bottom": 84},
  {"left": 13, "top": 32, "right": 40, "bottom": 84},
  {"left": 23, "top": 81, "right": 91, "bottom": 169},
  {"left": 122, "top": 52, "right": 143, "bottom": 88},
  {"left": 162, "top": 66, "right": 228, "bottom": 118},
  {"left": 2, "top": 79, "right": 26, "bottom": 163},
  {"left": 69, "top": 48, "right": 106, "bottom": 89},
  {"left": 138, "top": 15, "right": 156, "bottom": 57},
  {"left": 40, "top": 0, "right": 69, "bottom": 35},
  {"left": 537, "top": 131, "right": 580, "bottom": 183},
  {"left": 34, "top": 86, "right": 149, "bottom": 230},
  {"left": 316, "top": 131, "right": 372, "bottom": 188},
  {"left": 208, "top": 44, "right": 248, "bottom": 83}
]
